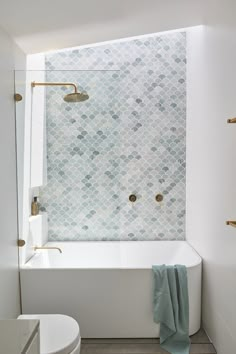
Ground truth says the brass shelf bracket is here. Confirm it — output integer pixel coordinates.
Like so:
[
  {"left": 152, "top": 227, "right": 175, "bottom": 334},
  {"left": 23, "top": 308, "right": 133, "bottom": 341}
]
[
  {"left": 226, "top": 221, "right": 236, "bottom": 228},
  {"left": 227, "top": 117, "right": 236, "bottom": 123}
]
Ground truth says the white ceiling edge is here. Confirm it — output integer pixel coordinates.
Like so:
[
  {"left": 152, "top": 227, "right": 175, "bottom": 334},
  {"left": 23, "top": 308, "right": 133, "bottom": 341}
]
[
  {"left": 3, "top": 0, "right": 235, "bottom": 55},
  {"left": 6, "top": 0, "right": 207, "bottom": 54},
  {"left": 39, "top": 27, "right": 193, "bottom": 57},
  {"left": 26, "top": 26, "right": 200, "bottom": 71},
  {"left": 18, "top": 19, "right": 203, "bottom": 55}
]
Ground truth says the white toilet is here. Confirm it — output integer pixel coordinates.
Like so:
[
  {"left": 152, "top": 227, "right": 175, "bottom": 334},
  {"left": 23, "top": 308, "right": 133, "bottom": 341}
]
[{"left": 18, "top": 314, "right": 81, "bottom": 354}]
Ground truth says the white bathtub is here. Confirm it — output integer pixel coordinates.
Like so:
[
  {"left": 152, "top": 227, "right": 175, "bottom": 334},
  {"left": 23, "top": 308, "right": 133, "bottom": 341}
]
[{"left": 20, "top": 241, "right": 202, "bottom": 338}]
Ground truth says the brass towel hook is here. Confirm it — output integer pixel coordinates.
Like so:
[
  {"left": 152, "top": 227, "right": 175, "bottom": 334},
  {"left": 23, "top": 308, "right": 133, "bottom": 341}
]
[{"left": 226, "top": 221, "right": 236, "bottom": 228}]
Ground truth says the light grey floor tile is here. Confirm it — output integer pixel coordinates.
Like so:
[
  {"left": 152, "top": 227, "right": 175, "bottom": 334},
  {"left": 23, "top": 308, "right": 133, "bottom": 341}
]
[
  {"left": 82, "top": 328, "right": 210, "bottom": 345},
  {"left": 190, "top": 329, "right": 211, "bottom": 344},
  {"left": 81, "top": 343, "right": 216, "bottom": 354},
  {"left": 81, "top": 329, "right": 216, "bottom": 354},
  {"left": 81, "top": 343, "right": 169, "bottom": 354},
  {"left": 82, "top": 338, "right": 160, "bottom": 344},
  {"left": 190, "top": 343, "right": 216, "bottom": 353}
]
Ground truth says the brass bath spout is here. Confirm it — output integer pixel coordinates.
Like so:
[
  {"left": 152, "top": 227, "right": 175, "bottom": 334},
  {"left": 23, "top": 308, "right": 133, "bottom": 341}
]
[{"left": 34, "top": 246, "right": 62, "bottom": 253}]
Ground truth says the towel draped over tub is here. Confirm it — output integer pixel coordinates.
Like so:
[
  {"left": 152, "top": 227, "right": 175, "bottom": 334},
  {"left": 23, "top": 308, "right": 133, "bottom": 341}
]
[{"left": 152, "top": 264, "right": 190, "bottom": 354}]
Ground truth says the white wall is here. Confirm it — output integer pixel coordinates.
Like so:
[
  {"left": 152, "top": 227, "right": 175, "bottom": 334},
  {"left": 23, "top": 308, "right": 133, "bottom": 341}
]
[
  {"left": 186, "top": 7, "right": 236, "bottom": 353},
  {"left": 18, "top": 54, "right": 48, "bottom": 266},
  {"left": 0, "top": 26, "right": 26, "bottom": 318}
]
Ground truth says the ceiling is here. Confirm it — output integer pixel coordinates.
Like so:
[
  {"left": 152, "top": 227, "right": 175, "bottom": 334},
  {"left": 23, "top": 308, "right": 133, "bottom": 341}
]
[{"left": 0, "top": 0, "right": 207, "bottom": 54}]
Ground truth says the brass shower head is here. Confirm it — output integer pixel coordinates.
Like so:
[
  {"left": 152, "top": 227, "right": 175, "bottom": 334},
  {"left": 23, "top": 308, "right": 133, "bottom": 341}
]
[
  {"left": 31, "top": 81, "right": 89, "bottom": 102},
  {"left": 64, "top": 92, "right": 89, "bottom": 102}
]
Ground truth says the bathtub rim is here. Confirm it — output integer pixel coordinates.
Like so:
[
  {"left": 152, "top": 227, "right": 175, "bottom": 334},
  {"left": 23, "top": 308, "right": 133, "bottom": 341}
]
[{"left": 21, "top": 240, "right": 202, "bottom": 270}]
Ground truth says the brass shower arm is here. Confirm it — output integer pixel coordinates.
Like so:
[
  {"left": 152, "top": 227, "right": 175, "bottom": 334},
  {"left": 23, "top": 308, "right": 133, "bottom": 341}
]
[
  {"left": 31, "top": 81, "right": 89, "bottom": 102},
  {"left": 31, "top": 81, "right": 78, "bottom": 93}
]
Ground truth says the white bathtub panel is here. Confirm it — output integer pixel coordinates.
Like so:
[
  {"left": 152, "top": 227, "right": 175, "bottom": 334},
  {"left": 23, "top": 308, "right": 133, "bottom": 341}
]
[
  {"left": 20, "top": 266, "right": 201, "bottom": 338},
  {"left": 20, "top": 241, "right": 201, "bottom": 338},
  {"left": 187, "top": 263, "right": 202, "bottom": 335}
]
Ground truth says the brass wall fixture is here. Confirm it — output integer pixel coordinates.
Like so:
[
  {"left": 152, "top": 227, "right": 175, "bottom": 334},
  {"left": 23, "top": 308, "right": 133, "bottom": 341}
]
[
  {"left": 129, "top": 194, "right": 137, "bottom": 202},
  {"left": 227, "top": 117, "right": 236, "bottom": 123},
  {"left": 14, "top": 93, "right": 23, "bottom": 102},
  {"left": 17, "top": 239, "right": 26, "bottom": 247},
  {"left": 226, "top": 221, "right": 236, "bottom": 228},
  {"left": 31, "top": 81, "right": 89, "bottom": 102},
  {"left": 155, "top": 194, "right": 164, "bottom": 202},
  {"left": 34, "top": 246, "right": 62, "bottom": 253}
]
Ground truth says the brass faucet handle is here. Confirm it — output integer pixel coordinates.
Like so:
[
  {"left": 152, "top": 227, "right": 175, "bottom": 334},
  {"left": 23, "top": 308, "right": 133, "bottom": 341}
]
[
  {"left": 226, "top": 221, "right": 236, "bottom": 227},
  {"left": 129, "top": 194, "right": 137, "bottom": 202},
  {"left": 155, "top": 194, "right": 164, "bottom": 202}
]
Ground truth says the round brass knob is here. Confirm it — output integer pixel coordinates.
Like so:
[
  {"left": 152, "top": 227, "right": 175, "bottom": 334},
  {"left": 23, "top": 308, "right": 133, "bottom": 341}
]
[
  {"left": 155, "top": 194, "right": 163, "bottom": 202},
  {"left": 129, "top": 194, "right": 137, "bottom": 202},
  {"left": 17, "top": 239, "right": 26, "bottom": 247},
  {"left": 14, "top": 93, "right": 23, "bottom": 102}
]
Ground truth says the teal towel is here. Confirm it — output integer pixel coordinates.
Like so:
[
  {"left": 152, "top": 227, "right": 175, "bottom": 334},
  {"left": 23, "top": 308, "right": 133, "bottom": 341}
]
[{"left": 152, "top": 264, "right": 190, "bottom": 354}]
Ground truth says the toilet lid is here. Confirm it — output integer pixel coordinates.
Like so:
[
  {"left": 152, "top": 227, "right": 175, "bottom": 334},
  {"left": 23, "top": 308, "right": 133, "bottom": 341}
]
[{"left": 18, "top": 314, "right": 80, "bottom": 354}]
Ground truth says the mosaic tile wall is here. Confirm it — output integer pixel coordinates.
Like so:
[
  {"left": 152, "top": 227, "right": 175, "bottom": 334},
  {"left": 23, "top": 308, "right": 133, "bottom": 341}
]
[{"left": 40, "top": 32, "right": 186, "bottom": 241}]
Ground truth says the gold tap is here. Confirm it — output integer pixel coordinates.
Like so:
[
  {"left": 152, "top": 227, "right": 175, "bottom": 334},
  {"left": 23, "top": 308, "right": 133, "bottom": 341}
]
[{"left": 34, "top": 246, "right": 62, "bottom": 253}]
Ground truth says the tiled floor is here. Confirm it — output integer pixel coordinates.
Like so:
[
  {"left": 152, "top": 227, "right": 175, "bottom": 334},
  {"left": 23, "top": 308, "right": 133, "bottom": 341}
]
[{"left": 81, "top": 329, "right": 216, "bottom": 354}]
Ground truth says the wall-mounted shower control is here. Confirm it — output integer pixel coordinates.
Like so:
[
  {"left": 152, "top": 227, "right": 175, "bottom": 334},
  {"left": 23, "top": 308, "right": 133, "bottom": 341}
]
[
  {"left": 129, "top": 194, "right": 137, "bottom": 202},
  {"left": 155, "top": 194, "right": 163, "bottom": 202}
]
